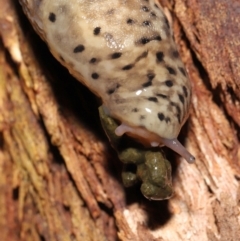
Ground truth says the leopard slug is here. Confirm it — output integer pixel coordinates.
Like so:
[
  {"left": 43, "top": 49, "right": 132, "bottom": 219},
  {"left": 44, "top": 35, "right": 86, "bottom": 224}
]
[{"left": 19, "top": 0, "right": 195, "bottom": 163}]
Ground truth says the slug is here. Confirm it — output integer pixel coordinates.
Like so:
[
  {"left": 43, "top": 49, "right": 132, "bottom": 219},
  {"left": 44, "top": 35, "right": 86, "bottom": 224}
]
[{"left": 19, "top": 0, "right": 195, "bottom": 163}]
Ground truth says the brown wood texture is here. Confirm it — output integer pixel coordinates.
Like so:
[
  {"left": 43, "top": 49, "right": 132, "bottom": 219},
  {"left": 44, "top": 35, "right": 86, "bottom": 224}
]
[{"left": 0, "top": 0, "right": 239, "bottom": 241}]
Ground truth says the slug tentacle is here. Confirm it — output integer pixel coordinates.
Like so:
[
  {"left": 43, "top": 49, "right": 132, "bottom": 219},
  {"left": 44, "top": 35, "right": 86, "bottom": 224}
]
[{"left": 160, "top": 138, "right": 195, "bottom": 163}]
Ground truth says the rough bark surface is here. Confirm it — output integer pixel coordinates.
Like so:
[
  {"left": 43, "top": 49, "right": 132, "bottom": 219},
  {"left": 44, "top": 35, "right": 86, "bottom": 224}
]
[{"left": 0, "top": 0, "right": 239, "bottom": 241}]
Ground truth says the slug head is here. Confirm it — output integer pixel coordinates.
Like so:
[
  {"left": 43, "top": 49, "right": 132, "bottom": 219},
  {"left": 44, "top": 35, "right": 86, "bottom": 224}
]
[{"left": 114, "top": 122, "right": 195, "bottom": 164}]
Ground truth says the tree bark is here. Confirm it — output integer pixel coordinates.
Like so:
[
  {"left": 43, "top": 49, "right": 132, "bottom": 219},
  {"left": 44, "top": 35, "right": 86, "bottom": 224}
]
[{"left": 0, "top": 0, "right": 239, "bottom": 241}]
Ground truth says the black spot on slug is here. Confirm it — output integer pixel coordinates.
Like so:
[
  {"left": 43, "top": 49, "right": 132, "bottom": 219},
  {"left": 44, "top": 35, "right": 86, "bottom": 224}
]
[
  {"left": 179, "top": 67, "right": 187, "bottom": 76},
  {"left": 158, "top": 112, "right": 171, "bottom": 123},
  {"left": 140, "top": 115, "right": 145, "bottom": 120},
  {"left": 107, "top": 89, "right": 115, "bottom": 95},
  {"left": 142, "top": 73, "right": 155, "bottom": 87},
  {"left": 137, "top": 36, "right": 161, "bottom": 45},
  {"left": 147, "top": 73, "right": 155, "bottom": 81},
  {"left": 122, "top": 64, "right": 133, "bottom": 70},
  {"left": 148, "top": 97, "right": 158, "bottom": 102},
  {"left": 170, "top": 102, "right": 181, "bottom": 123},
  {"left": 156, "top": 52, "right": 164, "bottom": 62},
  {"left": 156, "top": 93, "right": 168, "bottom": 99},
  {"left": 166, "top": 66, "right": 176, "bottom": 75},
  {"left": 154, "top": 35, "right": 162, "bottom": 41},
  {"left": 158, "top": 113, "right": 165, "bottom": 121},
  {"left": 142, "top": 81, "right": 152, "bottom": 87},
  {"left": 135, "top": 51, "right": 148, "bottom": 62},
  {"left": 150, "top": 12, "right": 157, "bottom": 17},
  {"left": 154, "top": 4, "right": 159, "bottom": 9},
  {"left": 165, "top": 117, "right": 171, "bottom": 123},
  {"left": 91, "top": 73, "right": 99, "bottom": 79},
  {"left": 178, "top": 94, "right": 185, "bottom": 104},
  {"left": 140, "top": 37, "right": 150, "bottom": 44},
  {"left": 143, "top": 21, "right": 151, "bottom": 26},
  {"left": 73, "top": 45, "right": 85, "bottom": 53},
  {"left": 107, "top": 84, "right": 120, "bottom": 95},
  {"left": 176, "top": 114, "right": 181, "bottom": 123},
  {"left": 182, "top": 86, "right": 188, "bottom": 97},
  {"left": 164, "top": 16, "right": 170, "bottom": 29},
  {"left": 165, "top": 80, "right": 173, "bottom": 87},
  {"left": 127, "top": 18, "right": 134, "bottom": 24},
  {"left": 142, "top": 6, "right": 150, "bottom": 12},
  {"left": 94, "top": 27, "right": 101, "bottom": 35},
  {"left": 48, "top": 12, "right": 56, "bottom": 22},
  {"left": 111, "top": 52, "right": 122, "bottom": 59},
  {"left": 89, "top": 58, "right": 97, "bottom": 63}
]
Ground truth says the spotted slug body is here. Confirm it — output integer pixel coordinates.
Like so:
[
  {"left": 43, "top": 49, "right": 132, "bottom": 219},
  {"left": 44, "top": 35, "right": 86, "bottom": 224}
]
[{"left": 19, "top": 0, "right": 195, "bottom": 163}]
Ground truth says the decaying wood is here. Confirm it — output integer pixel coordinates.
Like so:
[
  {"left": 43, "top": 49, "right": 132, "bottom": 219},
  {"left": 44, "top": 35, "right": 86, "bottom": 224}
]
[{"left": 0, "top": 0, "right": 239, "bottom": 241}]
